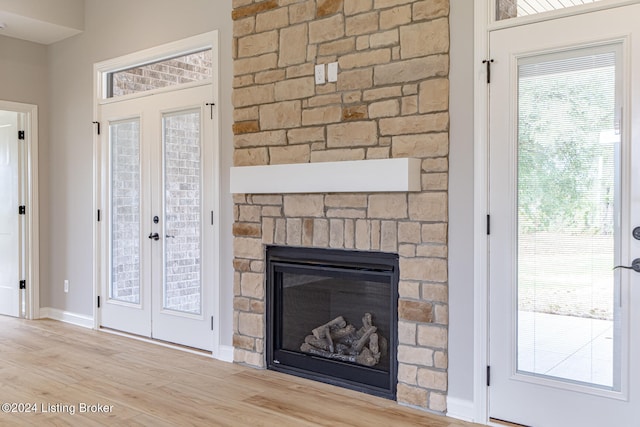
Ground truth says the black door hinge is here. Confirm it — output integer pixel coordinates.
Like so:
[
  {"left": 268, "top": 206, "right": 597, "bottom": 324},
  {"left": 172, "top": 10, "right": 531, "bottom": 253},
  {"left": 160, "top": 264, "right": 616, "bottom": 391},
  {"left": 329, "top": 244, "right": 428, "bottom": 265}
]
[
  {"left": 211, "top": 316, "right": 214, "bottom": 331},
  {"left": 487, "top": 214, "right": 490, "bottom": 235},
  {"left": 19, "top": 280, "right": 26, "bottom": 290},
  {"left": 19, "top": 205, "right": 26, "bottom": 215},
  {"left": 97, "top": 296, "right": 101, "bottom": 308},
  {"left": 487, "top": 366, "right": 491, "bottom": 387},
  {"left": 482, "top": 59, "right": 494, "bottom": 84},
  {"left": 97, "top": 209, "right": 101, "bottom": 222},
  {"left": 205, "top": 102, "right": 215, "bottom": 120},
  {"left": 18, "top": 130, "right": 25, "bottom": 140}
]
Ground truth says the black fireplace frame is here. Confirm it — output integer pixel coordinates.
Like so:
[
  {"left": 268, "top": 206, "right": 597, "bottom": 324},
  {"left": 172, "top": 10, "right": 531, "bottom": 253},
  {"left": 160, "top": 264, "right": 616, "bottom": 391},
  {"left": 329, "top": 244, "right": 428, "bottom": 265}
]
[{"left": 266, "top": 245, "right": 399, "bottom": 400}]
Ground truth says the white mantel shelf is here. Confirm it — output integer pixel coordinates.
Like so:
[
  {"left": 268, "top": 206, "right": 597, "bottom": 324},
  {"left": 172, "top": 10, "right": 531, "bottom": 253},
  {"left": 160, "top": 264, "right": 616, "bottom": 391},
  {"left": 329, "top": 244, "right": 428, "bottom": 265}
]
[{"left": 230, "top": 158, "right": 421, "bottom": 194}]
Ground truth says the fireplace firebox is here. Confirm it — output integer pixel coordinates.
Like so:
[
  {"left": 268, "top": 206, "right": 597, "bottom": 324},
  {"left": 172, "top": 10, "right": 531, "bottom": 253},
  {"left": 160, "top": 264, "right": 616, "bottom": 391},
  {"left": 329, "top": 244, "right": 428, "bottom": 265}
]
[{"left": 266, "top": 246, "right": 399, "bottom": 400}]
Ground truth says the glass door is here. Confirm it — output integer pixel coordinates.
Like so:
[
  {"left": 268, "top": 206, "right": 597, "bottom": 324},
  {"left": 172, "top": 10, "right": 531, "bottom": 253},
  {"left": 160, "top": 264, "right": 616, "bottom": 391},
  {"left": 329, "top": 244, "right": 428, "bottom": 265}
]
[
  {"left": 151, "top": 107, "right": 214, "bottom": 349},
  {"left": 100, "top": 85, "right": 215, "bottom": 350},
  {"left": 489, "top": 4, "right": 640, "bottom": 426}
]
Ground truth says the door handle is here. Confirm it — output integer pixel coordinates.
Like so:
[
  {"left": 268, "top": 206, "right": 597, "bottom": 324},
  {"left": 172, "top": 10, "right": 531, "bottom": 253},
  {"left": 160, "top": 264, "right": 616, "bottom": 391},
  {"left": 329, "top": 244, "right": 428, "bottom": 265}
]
[
  {"left": 148, "top": 232, "right": 160, "bottom": 241},
  {"left": 165, "top": 234, "right": 175, "bottom": 238},
  {"left": 613, "top": 258, "right": 640, "bottom": 272}
]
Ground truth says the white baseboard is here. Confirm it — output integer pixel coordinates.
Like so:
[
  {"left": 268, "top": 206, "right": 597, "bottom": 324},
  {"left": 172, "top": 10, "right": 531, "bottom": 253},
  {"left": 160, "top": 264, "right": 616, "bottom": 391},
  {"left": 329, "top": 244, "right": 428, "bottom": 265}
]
[
  {"left": 39, "top": 310, "right": 234, "bottom": 364},
  {"left": 40, "top": 307, "right": 94, "bottom": 329},
  {"left": 447, "top": 396, "right": 476, "bottom": 423},
  {"left": 216, "top": 345, "right": 234, "bottom": 363}
]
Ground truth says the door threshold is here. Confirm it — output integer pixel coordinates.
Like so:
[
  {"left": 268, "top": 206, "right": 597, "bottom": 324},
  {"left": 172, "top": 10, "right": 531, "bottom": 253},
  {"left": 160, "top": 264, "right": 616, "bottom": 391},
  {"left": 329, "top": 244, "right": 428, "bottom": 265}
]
[
  {"left": 99, "top": 327, "right": 212, "bottom": 357},
  {"left": 489, "top": 418, "right": 531, "bottom": 427}
]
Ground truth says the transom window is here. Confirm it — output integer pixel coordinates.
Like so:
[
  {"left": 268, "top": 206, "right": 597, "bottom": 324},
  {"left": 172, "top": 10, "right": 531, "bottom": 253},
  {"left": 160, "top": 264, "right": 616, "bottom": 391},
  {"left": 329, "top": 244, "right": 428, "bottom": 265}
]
[
  {"left": 107, "top": 49, "right": 212, "bottom": 98},
  {"left": 496, "top": 0, "right": 606, "bottom": 20}
]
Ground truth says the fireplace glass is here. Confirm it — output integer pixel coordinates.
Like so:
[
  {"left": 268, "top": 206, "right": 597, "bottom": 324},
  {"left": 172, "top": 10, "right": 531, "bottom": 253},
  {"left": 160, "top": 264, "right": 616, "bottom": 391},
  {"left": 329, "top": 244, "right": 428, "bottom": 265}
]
[{"left": 266, "top": 246, "right": 398, "bottom": 399}]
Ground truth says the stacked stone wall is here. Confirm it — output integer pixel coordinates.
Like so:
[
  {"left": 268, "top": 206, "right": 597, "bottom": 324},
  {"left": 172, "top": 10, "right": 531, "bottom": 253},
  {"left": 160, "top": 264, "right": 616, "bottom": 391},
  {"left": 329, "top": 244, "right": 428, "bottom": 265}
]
[{"left": 232, "top": 0, "right": 450, "bottom": 413}]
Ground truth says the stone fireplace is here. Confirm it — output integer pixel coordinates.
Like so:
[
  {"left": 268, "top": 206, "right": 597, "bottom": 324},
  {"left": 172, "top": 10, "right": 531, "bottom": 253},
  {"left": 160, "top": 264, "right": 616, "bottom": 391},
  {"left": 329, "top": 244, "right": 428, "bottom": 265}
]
[{"left": 232, "top": 0, "right": 450, "bottom": 414}]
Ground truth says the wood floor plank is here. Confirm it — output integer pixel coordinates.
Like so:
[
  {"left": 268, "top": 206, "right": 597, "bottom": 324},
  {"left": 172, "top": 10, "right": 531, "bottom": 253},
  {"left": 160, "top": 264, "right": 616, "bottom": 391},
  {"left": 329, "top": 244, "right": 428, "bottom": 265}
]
[{"left": 0, "top": 316, "right": 482, "bottom": 426}]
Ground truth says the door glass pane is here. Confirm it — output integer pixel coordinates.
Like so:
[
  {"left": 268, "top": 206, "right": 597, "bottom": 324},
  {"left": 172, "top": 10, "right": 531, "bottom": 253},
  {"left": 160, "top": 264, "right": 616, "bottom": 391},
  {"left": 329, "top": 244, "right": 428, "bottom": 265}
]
[
  {"left": 163, "top": 110, "right": 201, "bottom": 314},
  {"left": 110, "top": 119, "right": 141, "bottom": 304},
  {"left": 496, "top": 0, "right": 606, "bottom": 21},
  {"left": 517, "top": 48, "right": 620, "bottom": 389}
]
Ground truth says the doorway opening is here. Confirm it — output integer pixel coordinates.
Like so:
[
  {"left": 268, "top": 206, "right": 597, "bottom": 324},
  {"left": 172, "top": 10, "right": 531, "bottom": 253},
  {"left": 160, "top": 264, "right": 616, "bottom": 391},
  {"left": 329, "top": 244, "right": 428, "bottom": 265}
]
[
  {"left": 0, "top": 101, "right": 39, "bottom": 320},
  {"left": 476, "top": 2, "right": 640, "bottom": 426},
  {"left": 94, "top": 32, "right": 221, "bottom": 354}
]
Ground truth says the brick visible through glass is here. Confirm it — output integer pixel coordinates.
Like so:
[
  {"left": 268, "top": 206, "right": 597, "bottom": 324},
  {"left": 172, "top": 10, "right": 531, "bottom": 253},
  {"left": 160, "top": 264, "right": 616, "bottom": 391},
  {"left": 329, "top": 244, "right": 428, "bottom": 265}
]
[
  {"left": 163, "top": 110, "right": 202, "bottom": 315},
  {"left": 110, "top": 120, "right": 141, "bottom": 304},
  {"left": 109, "top": 50, "right": 212, "bottom": 97}
]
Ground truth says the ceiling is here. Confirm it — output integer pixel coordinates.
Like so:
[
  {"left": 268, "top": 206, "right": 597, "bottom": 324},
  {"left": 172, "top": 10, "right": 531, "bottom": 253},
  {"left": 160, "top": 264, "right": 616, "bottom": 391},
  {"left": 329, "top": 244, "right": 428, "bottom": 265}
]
[{"left": 0, "top": 0, "right": 84, "bottom": 45}]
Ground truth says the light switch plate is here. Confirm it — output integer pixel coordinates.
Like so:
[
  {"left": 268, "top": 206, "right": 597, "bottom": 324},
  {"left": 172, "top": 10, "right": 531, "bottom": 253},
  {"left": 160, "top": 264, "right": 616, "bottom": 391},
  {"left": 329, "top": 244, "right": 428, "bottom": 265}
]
[
  {"left": 327, "top": 62, "right": 338, "bottom": 82},
  {"left": 314, "top": 64, "right": 325, "bottom": 84}
]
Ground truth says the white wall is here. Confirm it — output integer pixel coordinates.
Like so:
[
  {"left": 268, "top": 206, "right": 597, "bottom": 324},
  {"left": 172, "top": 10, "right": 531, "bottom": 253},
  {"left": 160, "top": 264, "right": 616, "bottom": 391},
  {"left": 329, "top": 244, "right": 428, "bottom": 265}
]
[
  {"left": 0, "top": 36, "right": 48, "bottom": 99},
  {"left": 0, "top": 36, "right": 49, "bottom": 302},
  {"left": 0, "top": 35, "right": 48, "bottom": 147},
  {"left": 448, "top": 0, "right": 476, "bottom": 413},
  {"left": 44, "top": 0, "right": 235, "bottom": 346}
]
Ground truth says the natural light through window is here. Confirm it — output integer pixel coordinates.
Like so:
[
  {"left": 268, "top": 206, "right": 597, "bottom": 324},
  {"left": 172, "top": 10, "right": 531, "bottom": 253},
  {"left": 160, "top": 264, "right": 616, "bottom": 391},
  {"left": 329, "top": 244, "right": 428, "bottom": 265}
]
[
  {"left": 497, "top": 0, "right": 606, "bottom": 20},
  {"left": 516, "top": 49, "right": 620, "bottom": 389},
  {"left": 107, "top": 49, "right": 212, "bottom": 98}
]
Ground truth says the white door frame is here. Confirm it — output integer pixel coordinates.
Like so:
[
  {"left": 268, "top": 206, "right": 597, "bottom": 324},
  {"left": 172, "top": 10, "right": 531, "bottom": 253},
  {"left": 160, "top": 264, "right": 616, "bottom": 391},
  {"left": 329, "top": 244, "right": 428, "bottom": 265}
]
[
  {"left": 92, "top": 31, "right": 222, "bottom": 358},
  {"left": 0, "top": 100, "right": 40, "bottom": 320},
  {"left": 473, "top": 0, "right": 490, "bottom": 423},
  {"left": 473, "top": 0, "right": 640, "bottom": 424}
]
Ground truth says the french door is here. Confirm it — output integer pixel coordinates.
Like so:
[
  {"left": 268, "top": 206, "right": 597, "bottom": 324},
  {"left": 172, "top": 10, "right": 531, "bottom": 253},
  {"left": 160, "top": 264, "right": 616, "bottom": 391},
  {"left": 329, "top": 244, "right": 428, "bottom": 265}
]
[
  {"left": 489, "top": 5, "right": 640, "bottom": 426},
  {"left": 99, "top": 85, "right": 216, "bottom": 351}
]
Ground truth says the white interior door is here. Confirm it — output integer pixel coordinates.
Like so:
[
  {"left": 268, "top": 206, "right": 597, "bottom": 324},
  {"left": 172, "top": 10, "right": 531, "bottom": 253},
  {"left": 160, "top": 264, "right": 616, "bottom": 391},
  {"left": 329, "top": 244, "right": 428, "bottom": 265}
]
[
  {"left": 99, "top": 85, "right": 215, "bottom": 350},
  {"left": 0, "top": 111, "right": 20, "bottom": 318},
  {"left": 489, "top": 5, "right": 640, "bottom": 426}
]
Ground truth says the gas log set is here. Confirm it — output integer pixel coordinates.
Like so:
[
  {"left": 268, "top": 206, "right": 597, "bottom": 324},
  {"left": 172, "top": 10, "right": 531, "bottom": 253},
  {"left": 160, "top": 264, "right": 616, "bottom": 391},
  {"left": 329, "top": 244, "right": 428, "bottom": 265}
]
[{"left": 300, "top": 313, "right": 388, "bottom": 367}]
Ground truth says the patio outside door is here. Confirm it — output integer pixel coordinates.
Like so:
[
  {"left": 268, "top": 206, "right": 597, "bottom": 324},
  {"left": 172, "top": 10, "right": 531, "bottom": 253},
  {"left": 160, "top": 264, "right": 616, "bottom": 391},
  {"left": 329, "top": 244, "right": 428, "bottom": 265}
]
[
  {"left": 99, "top": 85, "right": 216, "bottom": 351},
  {"left": 489, "top": 5, "right": 640, "bottom": 426}
]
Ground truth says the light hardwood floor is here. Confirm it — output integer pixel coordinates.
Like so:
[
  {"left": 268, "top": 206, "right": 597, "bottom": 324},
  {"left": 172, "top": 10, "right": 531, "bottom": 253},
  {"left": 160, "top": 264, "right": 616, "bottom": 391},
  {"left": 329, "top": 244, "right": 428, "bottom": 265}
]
[{"left": 0, "top": 316, "right": 481, "bottom": 426}]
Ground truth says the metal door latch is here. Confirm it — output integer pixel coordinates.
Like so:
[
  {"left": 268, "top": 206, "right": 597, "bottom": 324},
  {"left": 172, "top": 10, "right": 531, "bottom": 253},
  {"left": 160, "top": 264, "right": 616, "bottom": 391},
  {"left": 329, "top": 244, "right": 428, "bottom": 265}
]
[{"left": 614, "top": 258, "right": 640, "bottom": 272}]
